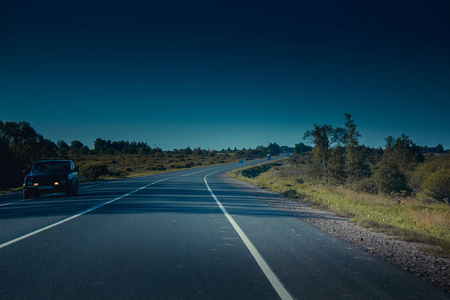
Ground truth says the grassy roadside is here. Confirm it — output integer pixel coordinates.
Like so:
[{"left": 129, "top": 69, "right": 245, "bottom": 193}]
[{"left": 230, "top": 161, "right": 450, "bottom": 255}]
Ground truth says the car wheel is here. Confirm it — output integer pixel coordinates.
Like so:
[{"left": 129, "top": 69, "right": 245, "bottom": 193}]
[
  {"left": 72, "top": 183, "right": 78, "bottom": 196},
  {"left": 23, "top": 189, "right": 31, "bottom": 199},
  {"left": 65, "top": 185, "right": 72, "bottom": 197}
]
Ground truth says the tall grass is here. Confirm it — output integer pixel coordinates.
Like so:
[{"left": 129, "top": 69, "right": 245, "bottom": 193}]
[{"left": 230, "top": 163, "right": 450, "bottom": 253}]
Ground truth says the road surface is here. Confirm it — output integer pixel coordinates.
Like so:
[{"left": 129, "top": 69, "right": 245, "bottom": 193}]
[{"left": 0, "top": 161, "right": 448, "bottom": 299}]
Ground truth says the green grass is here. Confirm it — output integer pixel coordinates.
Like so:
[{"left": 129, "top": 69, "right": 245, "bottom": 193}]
[{"left": 230, "top": 162, "right": 450, "bottom": 254}]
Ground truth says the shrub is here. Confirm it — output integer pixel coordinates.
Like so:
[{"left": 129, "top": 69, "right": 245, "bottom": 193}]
[
  {"left": 422, "top": 169, "right": 450, "bottom": 203},
  {"left": 373, "top": 158, "right": 409, "bottom": 196},
  {"left": 281, "top": 189, "right": 298, "bottom": 199},
  {"left": 411, "top": 154, "right": 450, "bottom": 194},
  {"left": 79, "top": 163, "right": 109, "bottom": 180},
  {"left": 242, "top": 163, "right": 273, "bottom": 178},
  {"left": 352, "top": 177, "right": 378, "bottom": 194},
  {"left": 147, "top": 164, "right": 166, "bottom": 171},
  {"left": 306, "top": 163, "right": 325, "bottom": 182},
  {"left": 295, "top": 178, "right": 304, "bottom": 184}
]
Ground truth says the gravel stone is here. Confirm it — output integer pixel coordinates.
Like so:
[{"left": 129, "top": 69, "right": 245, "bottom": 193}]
[{"left": 222, "top": 174, "right": 450, "bottom": 294}]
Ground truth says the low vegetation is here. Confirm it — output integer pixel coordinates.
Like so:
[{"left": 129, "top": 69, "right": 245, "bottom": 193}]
[
  {"left": 230, "top": 161, "right": 450, "bottom": 254},
  {"left": 228, "top": 114, "right": 449, "bottom": 254},
  {"left": 73, "top": 152, "right": 238, "bottom": 181}
]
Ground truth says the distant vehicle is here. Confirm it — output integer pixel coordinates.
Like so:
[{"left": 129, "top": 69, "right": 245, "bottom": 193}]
[
  {"left": 267, "top": 154, "right": 272, "bottom": 160},
  {"left": 23, "top": 160, "right": 79, "bottom": 199}
]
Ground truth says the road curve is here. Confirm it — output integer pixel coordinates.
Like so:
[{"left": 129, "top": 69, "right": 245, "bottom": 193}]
[{"left": 0, "top": 161, "right": 448, "bottom": 299}]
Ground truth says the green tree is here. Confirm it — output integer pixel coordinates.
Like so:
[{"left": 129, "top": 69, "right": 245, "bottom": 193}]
[
  {"left": 373, "top": 157, "right": 409, "bottom": 196},
  {"left": 267, "top": 142, "right": 281, "bottom": 155},
  {"left": 390, "top": 134, "right": 424, "bottom": 175},
  {"left": 57, "top": 140, "right": 70, "bottom": 158},
  {"left": 332, "top": 127, "right": 347, "bottom": 148},
  {"left": 343, "top": 113, "right": 369, "bottom": 182},
  {"left": 94, "top": 138, "right": 107, "bottom": 154},
  {"left": 294, "top": 143, "right": 312, "bottom": 154},
  {"left": 184, "top": 147, "right": 193, "bottom": 155},
  {"left": 327, "top": 147, "right": 346, "bottom": 184},
  {"left": 70, "top": 140, "right": 84, "bottom": 156},
  {"left": 0, "top": 121, "right": 41, "bottom": 163},
  {"left": 373, "top": 134, "right": 422, "bottom": 196},
  {"left": 303, "top": 124, "right": 335, "bottom": 177}
]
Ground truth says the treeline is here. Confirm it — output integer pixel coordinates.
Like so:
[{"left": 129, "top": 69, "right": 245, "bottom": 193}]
[
  {"left": 295, "top": 114, "right": 450, "bottom": 203},
  {"left": 0, "top": 121, "right": 288, "bottom": 189},
  {"left": 2, "top": 118, "right": 448, "bottom": 201}
]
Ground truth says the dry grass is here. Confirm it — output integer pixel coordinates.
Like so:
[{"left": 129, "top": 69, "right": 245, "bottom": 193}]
[{"left": 230, "top": 162, "right": 450, "bottom": 253}]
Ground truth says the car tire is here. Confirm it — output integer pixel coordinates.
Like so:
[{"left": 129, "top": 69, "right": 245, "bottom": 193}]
[
  {"left": 72, "top": 182, "right": 78, "bottom": 196},
  {"left": 65, "top": 185, "right": 72, "bottom": 197},
  {"left": 23, "top": 189, "right": 31, "bottom": 199}
]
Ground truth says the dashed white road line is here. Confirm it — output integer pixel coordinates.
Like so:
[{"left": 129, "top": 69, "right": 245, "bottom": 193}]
[
  {"left": 0, "top": 177, "right": 174, "bottom": 249},
  {"left": 0, "top": 199, "right": 25, "bottom": 207},
  {"left": 204, "top": 171, "right": 294, "bottom": 300},
  {"left": 181, "top": 169, "right": 211, "bottom": 177}
]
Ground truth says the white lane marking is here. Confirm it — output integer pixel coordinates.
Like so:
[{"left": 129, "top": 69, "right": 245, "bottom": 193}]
[
  {"left": 0, "top": 177, "right": 174, "bottom": 249},
  {"left": 204, "top": 171, "right": 294, "bottom": 300},
  {"left": 0, "top": 199, "right": 25, "bottom": 207},
  {"left": 181, "top": 168, "right": 216, "bottom": 177},
  {"left": 82, "top": 184, "right": 100, "bottom": 189}
]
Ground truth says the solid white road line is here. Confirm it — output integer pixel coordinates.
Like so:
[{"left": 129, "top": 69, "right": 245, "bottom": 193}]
[
  {"left": 204, "top": 171, "right": 294, "bottom": 300},
  {"left": 0, "top": 177, "right": 174, "bottom": 249}
]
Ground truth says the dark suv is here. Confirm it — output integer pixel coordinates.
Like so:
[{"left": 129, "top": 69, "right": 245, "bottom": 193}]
[{"left": 23, "top": 160, "right": 79, "bottom": 199}]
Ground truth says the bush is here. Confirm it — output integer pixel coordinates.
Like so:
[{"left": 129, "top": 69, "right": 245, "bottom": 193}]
[
  {"left": 281, "top": 189, "right": 298, "bottom": 199},
  {"left": 242, "top": 163, "right": 274, "bottom": 178},
  {"left": 373, "top": 158, "right": 409, "bottom": 196},
  {"left": 352, "top": 177, "right": 378, "bottom": 194},
  {"left": 146, "top": 164, "right": 166, "bottom": 171},
  {"left": 422, "top": 169, "right": 450, "bottom": 203},
  {"left": 306, "top": 163, "right": 325, "bottom": 182},
  {"left": 79, "top": 163, "right": 109, "bottom": 180},
  {"left": 411, "top": 154, "right": 450, "bottom": 194}
]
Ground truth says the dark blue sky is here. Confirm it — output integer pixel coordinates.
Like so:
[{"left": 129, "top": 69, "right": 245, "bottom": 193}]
[{"left": 1, "top": 0, "right": 449, "bottom": 150}]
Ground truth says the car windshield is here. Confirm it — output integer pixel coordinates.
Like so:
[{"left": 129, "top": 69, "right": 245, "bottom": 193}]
[{"left": 32, "top": 161, "right": 70, "bottom": 173}]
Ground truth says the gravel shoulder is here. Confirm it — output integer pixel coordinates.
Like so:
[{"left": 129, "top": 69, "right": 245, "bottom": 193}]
[{"left": 221, "top": 174, "right": 450, "bottom": 294}]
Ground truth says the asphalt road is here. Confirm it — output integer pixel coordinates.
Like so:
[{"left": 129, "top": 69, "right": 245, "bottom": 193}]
[{"left": 0, "top": 161, "right": 448, "bottom": 299}]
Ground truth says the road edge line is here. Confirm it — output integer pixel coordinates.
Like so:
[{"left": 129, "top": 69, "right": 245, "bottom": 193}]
[{"left": 204, "top": 171, "right": 294, "bottom": 300}]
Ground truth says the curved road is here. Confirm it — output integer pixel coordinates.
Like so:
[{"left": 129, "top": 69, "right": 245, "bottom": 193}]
[{"left": 0, "top": 161, "right": 448, "bottom": 299}]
